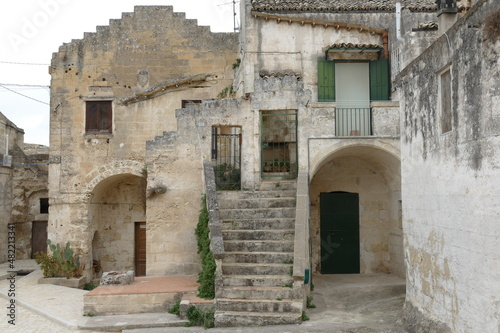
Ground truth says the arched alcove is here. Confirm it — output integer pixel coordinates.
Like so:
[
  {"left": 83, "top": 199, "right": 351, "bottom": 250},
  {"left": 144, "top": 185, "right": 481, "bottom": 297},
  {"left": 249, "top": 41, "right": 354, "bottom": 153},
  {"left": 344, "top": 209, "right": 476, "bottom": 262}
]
[
  {"left": 89, "top": 173, "right": 146, "bottom": 275},
  {"left": 309, "top": 145, "right": 404, "bottom": 277}
]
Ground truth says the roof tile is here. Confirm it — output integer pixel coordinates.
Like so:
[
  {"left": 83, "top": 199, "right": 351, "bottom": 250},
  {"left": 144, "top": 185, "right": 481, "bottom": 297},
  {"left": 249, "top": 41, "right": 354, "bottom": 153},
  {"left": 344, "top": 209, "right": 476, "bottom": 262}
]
[{"left": 251, "top": 0, "right": 470, "bottom": 12}]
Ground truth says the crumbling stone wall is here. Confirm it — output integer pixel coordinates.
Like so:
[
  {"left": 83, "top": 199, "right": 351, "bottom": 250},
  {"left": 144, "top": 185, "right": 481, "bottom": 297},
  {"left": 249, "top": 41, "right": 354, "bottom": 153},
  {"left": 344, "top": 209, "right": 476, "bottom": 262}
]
[
  {"left": 11, "top": 144, "right": 49, "bottom": 259},
  {"left": 48, "top": 6, "right": 238, "bottom": 278},
  {"left": 399, "top": 1, "right": 500, "bottom": 331},
  {"left": 0, "top": 114, "right": 48, "bottom": 262}
]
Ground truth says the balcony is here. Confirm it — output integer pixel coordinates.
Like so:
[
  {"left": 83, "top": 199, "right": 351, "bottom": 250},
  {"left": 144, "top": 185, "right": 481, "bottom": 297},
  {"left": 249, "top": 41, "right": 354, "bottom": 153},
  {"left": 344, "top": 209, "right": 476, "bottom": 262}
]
[{"left": 335, "top": 108, "right": 372, "bottom": 136}]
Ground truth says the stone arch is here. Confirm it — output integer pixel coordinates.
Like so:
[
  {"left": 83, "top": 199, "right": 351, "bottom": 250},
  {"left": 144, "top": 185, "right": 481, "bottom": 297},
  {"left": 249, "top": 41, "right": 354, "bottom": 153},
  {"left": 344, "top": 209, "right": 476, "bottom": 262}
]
[
  {"left": 85, "top": 160, "right": 144, "bottom": 193},
  {"left": 309, "top": 141, "right": 403, "bottom": 277},
  {"left": 310, "top": 141, "right": 400, "bottom": 179},
  {"left": 88, "top": 172, "right": 146, "bottom": 276}
]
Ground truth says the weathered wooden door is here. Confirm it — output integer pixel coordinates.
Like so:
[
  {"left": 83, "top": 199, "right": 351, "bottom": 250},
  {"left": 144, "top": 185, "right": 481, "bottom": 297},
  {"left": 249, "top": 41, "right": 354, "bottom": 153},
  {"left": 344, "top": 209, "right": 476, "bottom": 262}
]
[
  {"left": 320, "top": 192, "right": 360, "bottom": 274},
  {"left": 135, "top": 222, "right": 146, "bottom": 276},
  {"left": 31, "top": 221, "right": 48, "bottom": 258}
]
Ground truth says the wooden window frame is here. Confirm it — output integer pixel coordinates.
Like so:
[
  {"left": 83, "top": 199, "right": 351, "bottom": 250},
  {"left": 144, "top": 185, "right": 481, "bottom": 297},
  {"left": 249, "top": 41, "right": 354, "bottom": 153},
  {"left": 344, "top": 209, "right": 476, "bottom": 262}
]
[{"left": 85, "top": 100, "right": 113, "bottom": 133}]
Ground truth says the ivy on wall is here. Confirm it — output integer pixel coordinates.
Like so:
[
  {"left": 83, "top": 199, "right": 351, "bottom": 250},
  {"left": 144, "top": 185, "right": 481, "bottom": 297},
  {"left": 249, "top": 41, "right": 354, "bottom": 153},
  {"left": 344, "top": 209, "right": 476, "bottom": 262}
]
[{"left": 195, "top": 195, "right": 216, "bottom": 299}]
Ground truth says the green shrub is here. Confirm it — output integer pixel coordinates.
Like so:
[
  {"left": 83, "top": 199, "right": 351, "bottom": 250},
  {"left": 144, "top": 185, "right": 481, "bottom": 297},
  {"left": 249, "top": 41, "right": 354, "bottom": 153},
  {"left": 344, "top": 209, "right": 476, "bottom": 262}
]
[
  {"left": 83, "top": 283, "right": 98, "bottom": 291},
  {"left": 301, "top": 311, "right": 310, "bottom": 321},
  {"left": 195, "top": 195, "right": 216, "bottom": 299},
  {"left": 185, "top": 306, "right": 214, "bottom": 328},
  {"left": 34, "top": 240, "right": 83, "bottom": 278},
  {"left": 167, "top": 301, "right": 181, "bottom": 315}
]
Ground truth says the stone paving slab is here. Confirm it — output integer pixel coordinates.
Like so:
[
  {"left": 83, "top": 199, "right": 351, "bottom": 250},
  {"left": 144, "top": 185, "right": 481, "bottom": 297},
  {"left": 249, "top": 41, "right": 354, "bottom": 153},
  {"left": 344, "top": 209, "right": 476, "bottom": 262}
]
[{"left": 0, "top": 261, "right": 189, "bottom": 331}]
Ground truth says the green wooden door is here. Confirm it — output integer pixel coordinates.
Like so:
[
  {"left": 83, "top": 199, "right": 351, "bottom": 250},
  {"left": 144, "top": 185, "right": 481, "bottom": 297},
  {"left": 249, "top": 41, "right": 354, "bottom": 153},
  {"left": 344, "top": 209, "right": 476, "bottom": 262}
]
[{"left": 320, "top": 192, "right": 360, "bottom": 274}]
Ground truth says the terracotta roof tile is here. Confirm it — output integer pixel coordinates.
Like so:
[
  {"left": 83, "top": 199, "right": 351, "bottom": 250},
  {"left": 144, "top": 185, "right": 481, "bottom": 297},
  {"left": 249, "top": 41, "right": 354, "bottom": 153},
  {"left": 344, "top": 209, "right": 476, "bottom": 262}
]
[{"left": 251, "top": 0, "right": 470, "bottom": 12}]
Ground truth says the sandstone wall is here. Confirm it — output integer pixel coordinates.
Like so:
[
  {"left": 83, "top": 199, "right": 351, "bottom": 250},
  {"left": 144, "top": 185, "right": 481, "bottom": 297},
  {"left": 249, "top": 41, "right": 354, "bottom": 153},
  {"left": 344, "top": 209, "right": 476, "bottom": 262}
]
[{"left": 48, "top": 5, "right": 238, "bottom": 278}]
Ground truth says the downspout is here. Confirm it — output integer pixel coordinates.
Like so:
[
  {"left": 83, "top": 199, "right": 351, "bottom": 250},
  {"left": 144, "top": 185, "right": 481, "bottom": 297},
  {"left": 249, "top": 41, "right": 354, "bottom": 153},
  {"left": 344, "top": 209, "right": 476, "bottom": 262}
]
[
  {"left": 396, "top": 2, "right": 404, "bottom": 41},
  {"left": 383, "top": 31, "right": 389, "bottom": 59}
]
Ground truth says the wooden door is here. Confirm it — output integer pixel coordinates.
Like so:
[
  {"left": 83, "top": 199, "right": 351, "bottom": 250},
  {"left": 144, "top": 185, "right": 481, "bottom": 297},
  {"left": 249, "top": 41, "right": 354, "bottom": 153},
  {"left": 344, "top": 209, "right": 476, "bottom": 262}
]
[
  {"left": 135, "top": 222, "right": 146, "bottom": 276},
  {"left": 320, "top": 192, "right": 360, "bottom": 274},
  {"left": 32, "top": 221, "right": 48, "bottom": 258}
]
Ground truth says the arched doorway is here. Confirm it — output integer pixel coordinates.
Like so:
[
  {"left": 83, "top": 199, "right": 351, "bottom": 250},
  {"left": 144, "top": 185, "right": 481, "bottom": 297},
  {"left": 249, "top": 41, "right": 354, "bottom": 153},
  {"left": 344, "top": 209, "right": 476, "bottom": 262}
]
[
  {"left": 310, "top": 145, "right": 403, "bottom": 277},
  {"left": 89, "top": 173, "right": 146, "bottom": 278}
]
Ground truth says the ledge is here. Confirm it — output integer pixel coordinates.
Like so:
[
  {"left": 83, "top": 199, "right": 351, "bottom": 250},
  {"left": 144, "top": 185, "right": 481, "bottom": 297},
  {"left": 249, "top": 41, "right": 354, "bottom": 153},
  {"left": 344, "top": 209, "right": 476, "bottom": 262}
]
[{"left": 310, "top": 101, "right": 399, "bottom": 108}]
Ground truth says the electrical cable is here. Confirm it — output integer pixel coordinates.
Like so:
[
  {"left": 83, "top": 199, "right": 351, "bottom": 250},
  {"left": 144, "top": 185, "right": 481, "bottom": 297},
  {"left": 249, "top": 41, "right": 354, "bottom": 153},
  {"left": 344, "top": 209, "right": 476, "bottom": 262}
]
[
  {"left": 0, "top": 84, "right": 49, "bottom": 105},
  {"left": 0, "top": 61, "right": 49, "bottom": 66}
]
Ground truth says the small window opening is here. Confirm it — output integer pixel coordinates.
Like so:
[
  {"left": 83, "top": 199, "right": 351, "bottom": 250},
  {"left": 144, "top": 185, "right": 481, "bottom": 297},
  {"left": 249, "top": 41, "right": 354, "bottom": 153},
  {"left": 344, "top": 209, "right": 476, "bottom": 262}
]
[
  {"left": 440, "top": 69, "right": 452, "bottom": 133},
  {"left": 40, "top": 198, "right": 49, "bottom": 214}
]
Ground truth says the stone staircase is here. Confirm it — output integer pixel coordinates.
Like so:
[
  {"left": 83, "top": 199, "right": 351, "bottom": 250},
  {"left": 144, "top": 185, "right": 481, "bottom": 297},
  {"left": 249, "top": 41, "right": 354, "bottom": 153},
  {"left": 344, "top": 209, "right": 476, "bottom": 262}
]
[{"left": 214, "top": 180, "right": 302, "bottom": 327}]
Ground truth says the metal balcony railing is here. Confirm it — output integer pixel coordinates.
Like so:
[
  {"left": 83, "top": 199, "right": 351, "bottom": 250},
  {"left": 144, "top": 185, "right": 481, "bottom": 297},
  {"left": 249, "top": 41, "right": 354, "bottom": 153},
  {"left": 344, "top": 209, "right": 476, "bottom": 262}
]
[{"left": 335, "top": 108, "right": 372, "bottom": 136}]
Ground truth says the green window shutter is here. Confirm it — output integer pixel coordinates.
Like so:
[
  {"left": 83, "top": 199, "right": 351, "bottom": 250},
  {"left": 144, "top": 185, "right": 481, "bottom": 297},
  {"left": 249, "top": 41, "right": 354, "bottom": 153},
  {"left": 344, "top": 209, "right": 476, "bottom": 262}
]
[
  {"left": 318, "top": 60, "right": 335, "bottom": 102},
  {"left": 370, "top": 59, "right": 390, "bottom": 101}
]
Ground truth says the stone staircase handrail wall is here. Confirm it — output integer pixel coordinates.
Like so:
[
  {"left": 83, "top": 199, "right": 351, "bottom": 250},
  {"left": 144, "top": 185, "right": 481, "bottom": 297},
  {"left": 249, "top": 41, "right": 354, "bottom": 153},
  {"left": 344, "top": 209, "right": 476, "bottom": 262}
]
[
  {"left": 293, "top": 172, "right": 310, "bottom": 280},
  {"left": 203, "top": 160, "right": 225, "bottom": 259}
]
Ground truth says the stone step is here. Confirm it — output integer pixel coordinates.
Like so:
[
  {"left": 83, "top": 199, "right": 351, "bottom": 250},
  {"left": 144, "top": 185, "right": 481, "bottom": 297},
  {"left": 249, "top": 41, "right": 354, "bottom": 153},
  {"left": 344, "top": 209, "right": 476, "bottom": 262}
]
[
  {"left": 222, "top": 218, "right": 295, "bottom": 230},
  {"left": 219, "top": 207, "right": 295, "bottom": 219},
  {"left": 219, "top": 286, "right": 297, "bottom": 300},
  {"left": 222, "top": 263, "right": 292, "bottom": 276},
  {"left": 217, "top": 298, "right": 302, "bottom": 313},
  {"left": 223, "top": 252, "right": 293, "bottom": 264},
  {"left": 224, "top": 240, "right": 294, "bottom": 252},
  {"left": 259, "top": 181, "right": 297, "bottom": 191},
  {"left": 218, "top": 197, "right": 296, "bottom": 210},
  {"left": 222, "top": 230, "right": 294, "bottom": 241},
  {"left": 222, "top": 274, "right": 293, "bottom": 287},
  {"left": 214, "top": 311, "right": 301, "bottom": 327},
  {"left": 217, "top": 190, "right": 296, "bottom": 200}
]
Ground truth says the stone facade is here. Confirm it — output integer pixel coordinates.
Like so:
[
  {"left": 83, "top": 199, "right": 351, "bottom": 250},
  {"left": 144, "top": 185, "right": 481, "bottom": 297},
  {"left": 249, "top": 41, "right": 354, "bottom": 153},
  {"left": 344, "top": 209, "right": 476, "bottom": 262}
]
[
  {"left": 0, "top": 113, "right": 49, "bottom": 263},
  {"left": 47, "top": 0, "right": 498, "bottom": 330},
  {"left": 48, "top": 6, "right": 239, "bottom": 279},
  {"left": 398, "top": 1, "right": 500, "bottom": 332}
]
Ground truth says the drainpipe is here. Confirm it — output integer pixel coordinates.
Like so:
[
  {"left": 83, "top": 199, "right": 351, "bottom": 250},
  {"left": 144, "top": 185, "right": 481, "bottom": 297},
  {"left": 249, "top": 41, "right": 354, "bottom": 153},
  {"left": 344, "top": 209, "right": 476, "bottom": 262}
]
[
  {"left": 396, "top": 2, "right": 404, "bottom": 41},
  {"left": 383, "top": 31, "right": 389, "bottom": 59}
]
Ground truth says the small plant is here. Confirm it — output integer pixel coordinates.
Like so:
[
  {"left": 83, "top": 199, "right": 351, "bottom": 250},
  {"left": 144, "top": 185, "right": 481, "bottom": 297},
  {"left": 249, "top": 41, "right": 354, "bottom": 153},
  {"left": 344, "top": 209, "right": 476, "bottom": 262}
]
[
  {"left": 275, "top": 182, "right": 281, "bottom": 188},
  {"left": 83, "top": 283, "right": 98, "bottom": 291},
  {"left": 276, "top": 298, "right": 283, "bottom": 301},
  {"left": 84, "top": 313, "right": 96, "bottom": 317},
  {"left": 168, "top": 301, "right": 181, "bottom": 315},
  {"left": 232, "top": 58, "right": 241, "bottom": 70},
  {"left": 284, "top": 259, "right": 293, "bottom": 264},
  {"left": 307, "top": 296, "right": 316, "bottom": 309},
  {"left": 283, "top": 283, "right": 293, "bottom": 288},
  {"left": 195, "top": 196, "right": 215, "bottom": 299},
  {"left": 218, "top": 85, "right": 236, "bottom": 98},
  {"left": 289, "top": 266, "right": 293, "bottom": 276},
  {"left": 34, "top": 240, "right": 83, "bottom": 278},
  {"left": 185, "top": 306, "right": 214, "bottom": 328},
  {"left": 301, "top": 311, "right": 310, "bottom": 321},
  {"left": 214, "top": 163, "right": 241, "bottom": 190}
]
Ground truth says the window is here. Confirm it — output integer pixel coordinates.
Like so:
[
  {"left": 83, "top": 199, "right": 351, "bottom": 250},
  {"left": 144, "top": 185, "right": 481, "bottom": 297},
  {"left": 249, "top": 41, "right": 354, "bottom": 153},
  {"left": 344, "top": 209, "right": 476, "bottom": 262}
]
[
  {"left": 318, "top": 59, "right": 390, "bottom": 102},
  {"left": 440, "top": 69, "right": 452, "bottom": 133},
  {"left": 86, "top": 101, "right": 112, "bottom": 133},
  {"left": 40, "top": 198, "right": 49, "bottom": 214}
]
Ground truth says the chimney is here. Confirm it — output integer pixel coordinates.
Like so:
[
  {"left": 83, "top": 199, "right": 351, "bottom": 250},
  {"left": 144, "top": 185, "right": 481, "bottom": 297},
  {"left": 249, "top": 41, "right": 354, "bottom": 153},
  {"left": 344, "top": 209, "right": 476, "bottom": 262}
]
[{"left": 436, "top": 0, "right": 458, "bottom": 34}]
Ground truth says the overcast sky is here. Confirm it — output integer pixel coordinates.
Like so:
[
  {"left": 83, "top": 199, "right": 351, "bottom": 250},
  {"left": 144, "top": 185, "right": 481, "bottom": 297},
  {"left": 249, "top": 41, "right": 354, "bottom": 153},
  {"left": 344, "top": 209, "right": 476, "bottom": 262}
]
[{"left": 0, "top": 0, "right": 239, "bottom": 146}]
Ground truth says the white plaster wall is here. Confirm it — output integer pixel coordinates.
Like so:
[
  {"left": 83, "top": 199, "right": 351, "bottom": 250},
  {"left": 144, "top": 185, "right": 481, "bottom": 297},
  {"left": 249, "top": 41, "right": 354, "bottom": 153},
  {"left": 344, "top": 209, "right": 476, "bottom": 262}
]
[
  {"left": 400, "top": 1, "right": 500, "bottom": 330},
  {"left": 402, "top": 141, "right": 500, "bottom": 332}
]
